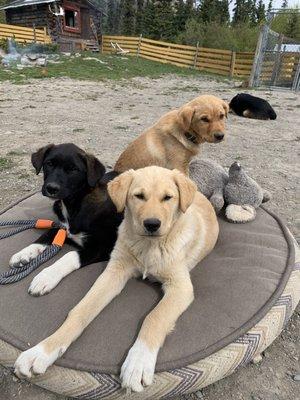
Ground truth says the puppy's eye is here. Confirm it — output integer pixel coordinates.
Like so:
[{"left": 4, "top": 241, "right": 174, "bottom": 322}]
[
  {"left": 45, "top": 160, "right": 53, "bottom": 167},
  {"left": 220, "top": 114, "right": 225, "bottom": 119},
  {"left": 135, "top": 193, "right": 145, "bottom": 200},
  {"left": 201, "top": 116, "right": 210, "bottom": 123},
  {"left": 162, "top": 195, "right": 172, "bottom": 201}
]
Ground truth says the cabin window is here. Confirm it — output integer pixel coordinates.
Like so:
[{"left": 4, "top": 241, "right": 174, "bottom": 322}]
[{"left": 63, "top": 5, "right": 81, "bottom": 32}]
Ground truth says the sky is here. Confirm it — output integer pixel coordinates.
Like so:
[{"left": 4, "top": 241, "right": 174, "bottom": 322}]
[{"left": 229, "top": 0, "right": 300, "bottom": 13}]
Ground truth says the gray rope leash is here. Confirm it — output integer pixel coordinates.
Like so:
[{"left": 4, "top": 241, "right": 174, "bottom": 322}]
[
  {"left": 0, "top": 219, "right": 66, "bottom": 285},
  {"left": 0, "top": 220, "right": 38, "bottom": 239},
  {"left": 0, "top": 245, "right": 61, "bottom": 284}
]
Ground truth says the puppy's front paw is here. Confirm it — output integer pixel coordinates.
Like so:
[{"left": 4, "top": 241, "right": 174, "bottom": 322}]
[
  {"left": 9, "top": 244, "right": 46, "bottom": 267},
  {"left": 28, "top": 267, "right": 59, "bottom": 296},
  {"left": 120, "top": 339, "right": 157, "bottom": 392},
  {"left": 14, "top": 343, "right": 61, "bottom": 379}
]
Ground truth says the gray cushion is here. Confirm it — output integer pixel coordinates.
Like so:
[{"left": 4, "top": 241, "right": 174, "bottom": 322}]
[{"left": 0, "top": 193, "right": 295, "bottom": 374}]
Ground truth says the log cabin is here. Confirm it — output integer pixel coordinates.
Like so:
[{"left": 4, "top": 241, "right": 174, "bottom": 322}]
[{"left": 2, "top": 0, "right": 104, "bottom": 51}]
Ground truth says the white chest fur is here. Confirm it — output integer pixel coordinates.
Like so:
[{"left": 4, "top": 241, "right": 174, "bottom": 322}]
[{"left": 61, "top": 202, "right": 86, "bottom": 247}]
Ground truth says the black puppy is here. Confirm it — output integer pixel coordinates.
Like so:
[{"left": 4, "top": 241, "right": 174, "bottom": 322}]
[
  {"left": 229, "top": 93, "right": 277, "bottom": 120},
  {"left": 10, "top": 143, "right": 123, "bottom": 296}
]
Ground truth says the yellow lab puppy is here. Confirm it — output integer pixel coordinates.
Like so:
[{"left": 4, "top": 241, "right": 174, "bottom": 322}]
[
  {"left": 14, "top": 166, "right": 219, "bottom": 392},
  {"left": 115, "top": 95, "right": 229, "bottom": 175}
]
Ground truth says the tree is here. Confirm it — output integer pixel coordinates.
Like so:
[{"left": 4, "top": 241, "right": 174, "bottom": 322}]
[
  {"left": 106, "top": 0, "right": 117, "bottom": 33},
  {"left": 122, "top": 0, "right": 135, "bottom": 35},
  {"left": 174, "top": 0, "right": 195, "bottom": 35},
  {"left": 153, "top": 0, "right": 176, "bottom": 40},
  {"left": 198, "top": 0, "right": 219, "bottom": 23},
  {"left": 267, "top": 0, "right": 272, "bottom": 14},
  {"left": 232, "top": 0, "right": 250, "bottom": 25},
  {"left": 218, "top": 0, "right": 230, "bottom": 24},
  {"left": 286, "top": 10, "right": 300, "bottom": 39},
  {"left": 143, "top": 0, "right": 157, "bottom": 38},
  {"left": 256, "top": 0, "right": 266, "bottom": 23},
  {"left": 281, "top": 0, "right": 288, "bottom": 9},
  {"left": 135, "top": 0, "right": 144, "bottom": 34}
]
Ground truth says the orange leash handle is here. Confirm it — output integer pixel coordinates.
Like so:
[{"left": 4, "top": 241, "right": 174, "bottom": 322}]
[
  {"left": 52, "top": 229, "right": 67, "bottom": 247},
  {"left": 35, "top": 219, "right": 55, "bottom": 229}
]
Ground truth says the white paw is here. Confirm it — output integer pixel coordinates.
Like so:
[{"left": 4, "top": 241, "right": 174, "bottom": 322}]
[
  {"left": 28, "top": 251, "right": 80, "bottom": 296},
  {"left": 9, "top": 244, "right": 46, "bottom": 267},
  {"left": 28, "top": 267, "right": 60, "bottom": 296},
  {"left": 14, "top": 343, "right": 62, "bottom": 379},
  {"left": 120, "top": 339, "right": 158, "bottom": 392}
]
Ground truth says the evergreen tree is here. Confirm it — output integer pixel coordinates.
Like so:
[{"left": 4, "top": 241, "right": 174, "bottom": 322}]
[
  {"left": 267, "top": 0, "right": 272, "bottom": 13},
  {"left": 281, "top": 0, "right": 288, "bottom": 9},
  {"left": 249, "top": 0, "right": 257, "bottom": 25},
  {"left": 174, "top": 0, "right": 188, "bottom": 34},
  {"left": 122, "top": 0, "right": 135, "bottom": 35},
  {"left": 232, "top": 0, "right": 253, "bottom": 25},
  {"left": 143, "top": 0, "right": 157, "bottom": 38},
  {"left": 106, "top": 0, "right": 117, "bottom": 33},
  {"left": 256, "top": 0, "right": 265, "bottom": 23},
  {"left": 135, "top": 0, "right": 144, "bottom": 34},
  {"left": 219, "top": 0, "right": 230, "bottom": 24},
  {"left": 114, "top": 0, "right": 123, "bottom": 34},
  {"left": 286, "top": 10, "right": 300, "bottom": 39},
  {"left": 154, "top": 0, "right": 176, "bottom": 40},
  {"left": 198, "top": 0, "right": 218, "bottom": 23}
]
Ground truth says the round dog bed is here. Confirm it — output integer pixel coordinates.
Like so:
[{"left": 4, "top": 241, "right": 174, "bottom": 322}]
[{"left": 0, "top": 193, "right": 299, "bottom": 399}]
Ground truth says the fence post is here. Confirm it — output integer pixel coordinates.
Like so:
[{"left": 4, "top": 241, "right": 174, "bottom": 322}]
[
  {"left": 230, "top": 51, "right": 236, "bottom": 77},
  {"left": 33, "top": 23, "right": 36, "bottom": 43},
  {"left": 43, "top": 27, "right": 47, "bottom": 44},
  {"left": 249, "top": 24, "right": 269, "bottom": 87},
  {"left": 136, "top": 34, "right": 142, "bottom": 58},
  {"left": 193, "top": 42, "right": 199, "bottom": 69}
]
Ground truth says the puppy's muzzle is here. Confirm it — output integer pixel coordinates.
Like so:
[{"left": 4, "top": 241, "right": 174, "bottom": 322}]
[
  {"left": 143, "top": 218, "right": 161, "bottom": 234},
  {"left": 214, "top": 132, "right": 224, "bottom": 142},
  {"left": 45, "top": 183, "right": 60, "bottom": 197}
]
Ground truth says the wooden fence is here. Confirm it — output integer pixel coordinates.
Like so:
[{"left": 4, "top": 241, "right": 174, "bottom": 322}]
[
  {"left": 102, "top": 35, "right": 254, "bottom": 78},
  {"left": 0, "top": 23, "right": 51, "bottom": 44}
]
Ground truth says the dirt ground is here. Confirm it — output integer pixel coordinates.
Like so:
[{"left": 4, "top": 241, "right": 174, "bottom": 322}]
[{"left": 0, "top": 75, "right": 299, "bottom": 400}]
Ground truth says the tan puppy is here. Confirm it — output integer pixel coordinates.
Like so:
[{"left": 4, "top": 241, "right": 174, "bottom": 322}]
[
  {"left": 115, "top": 95, "right": 229, "bottom": 175},
  {"left": 14, "top": 166, "right": 219, "bottom": 392}
]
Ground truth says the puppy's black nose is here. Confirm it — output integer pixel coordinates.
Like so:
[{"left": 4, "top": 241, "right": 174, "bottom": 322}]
[
  {"left": 143, "top": 218, "right": 161, "bottom": 233},
  {"left": 214, "top": 132, "right": 224, "bottom": 141},
  {"left": 46, "top": 183, "right": 60, "bottom": 196}
]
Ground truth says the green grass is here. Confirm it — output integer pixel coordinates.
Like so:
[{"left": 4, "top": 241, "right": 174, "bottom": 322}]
[
  {"left": 0, "top": 53, "right": 200, "bottom": 84},
  {"left": 0, "top": 157, "right": 13, "bottom": 171}
]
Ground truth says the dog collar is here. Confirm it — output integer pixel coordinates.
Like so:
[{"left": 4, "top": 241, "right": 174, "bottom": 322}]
[{"left": 185, "top": 132, "right": 198, "bottom": 144}]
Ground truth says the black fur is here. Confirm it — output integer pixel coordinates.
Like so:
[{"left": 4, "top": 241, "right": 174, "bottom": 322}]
[
  {"left": 31, "top": 143, "right": 123, "bottom": 267},
  {"left": 229, "top": 93, "right": 277, "bottom": 120}
]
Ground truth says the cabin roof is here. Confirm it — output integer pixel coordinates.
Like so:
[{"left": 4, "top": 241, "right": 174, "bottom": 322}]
[
  {"left": 1, "top": 0, "right": 56, "bottom": 9},
  {"left": 1, "top": 0, "right": 103, "bottom": 11}
]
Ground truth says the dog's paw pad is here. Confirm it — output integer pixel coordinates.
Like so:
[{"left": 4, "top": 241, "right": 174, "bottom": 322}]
[
  {"left": 120, "top": 339, "right": 157, "bottom": 392},
  {"left": 9, "top": 244, "right": 46, "bottom": 267}
]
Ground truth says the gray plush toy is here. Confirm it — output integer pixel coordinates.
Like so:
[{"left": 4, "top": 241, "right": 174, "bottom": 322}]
[{"left": 189, "top": 159, "right": 271, "bottom": 223}]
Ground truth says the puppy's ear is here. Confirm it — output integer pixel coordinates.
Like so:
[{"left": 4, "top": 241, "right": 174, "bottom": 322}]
[
  {"left": 173, "top": 170, "right": 197, "bottom": 213},
  {"left": 222, "top": 101, "right": 229, "bottom": 118},
  {"left": 178, "top": 105, "right": 195, "bottom": 131},
  {"left": 85, "top": 154, "right": 106, "bottom": 187},
  {"left": 31, "top": 144, "right": 55, "bottom": 175},
  {"left": 107, "top": 170, "right": 134, "bottom": 213}
]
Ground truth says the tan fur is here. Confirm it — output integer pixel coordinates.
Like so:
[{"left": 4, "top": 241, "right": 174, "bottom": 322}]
[
  {"left": 114, "top": 95, "right": 229, "bottom": 175},
  {"left": 15, "top": 166, "right": 219, "bottom": 388}
]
